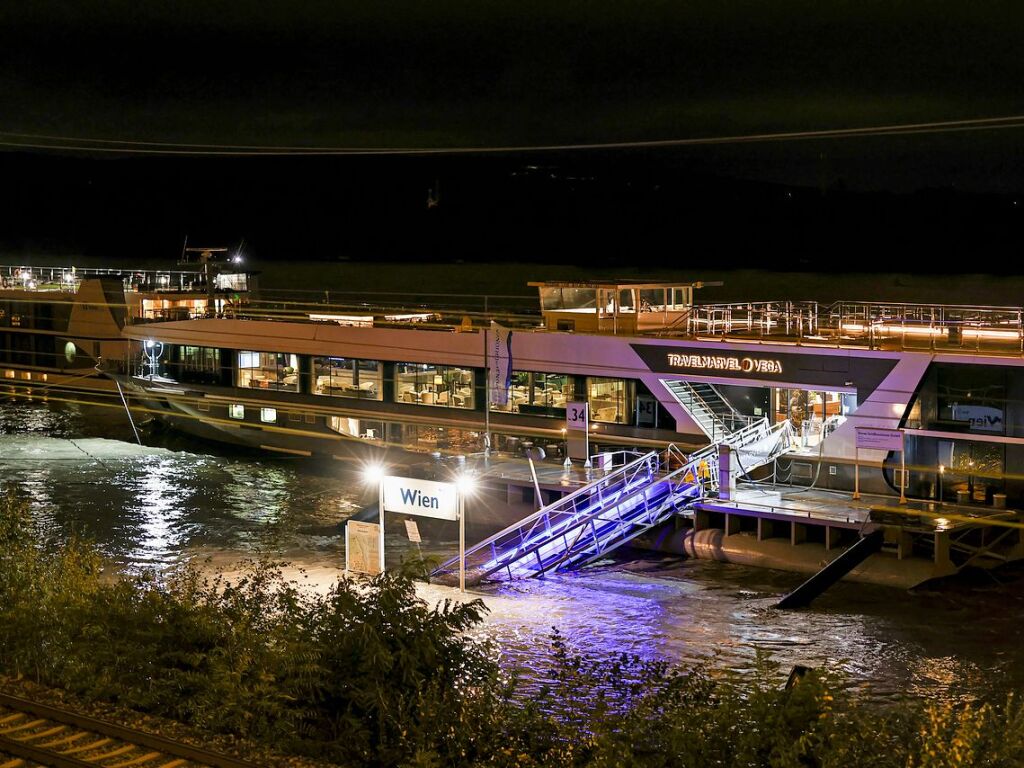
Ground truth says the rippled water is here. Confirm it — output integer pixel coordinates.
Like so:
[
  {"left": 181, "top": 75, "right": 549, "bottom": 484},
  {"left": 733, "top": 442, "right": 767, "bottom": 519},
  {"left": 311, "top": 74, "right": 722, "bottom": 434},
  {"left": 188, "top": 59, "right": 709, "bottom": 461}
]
[{"left": 3, "top": 397, "right": 1024, "bottom": 704}]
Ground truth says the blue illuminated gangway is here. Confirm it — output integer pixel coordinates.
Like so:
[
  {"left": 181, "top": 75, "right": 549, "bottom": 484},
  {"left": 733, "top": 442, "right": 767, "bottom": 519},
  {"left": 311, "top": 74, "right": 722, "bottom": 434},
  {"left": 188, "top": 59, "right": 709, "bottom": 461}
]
[{"left": 432, "top": 418, "right": 793, "bottom": 585}]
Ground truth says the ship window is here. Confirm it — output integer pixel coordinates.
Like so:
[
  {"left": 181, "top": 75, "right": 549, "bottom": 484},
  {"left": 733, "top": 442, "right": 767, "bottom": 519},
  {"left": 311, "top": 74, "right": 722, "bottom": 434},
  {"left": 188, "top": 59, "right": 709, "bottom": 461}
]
[
  {"left": 394, "top": 363, "right": 475, "bottom": 409},
  {"left": 327, "top": 417, "right": 385, "bottom": 439},
  {"left": 539, "top": 287, "right": 596, "bottom": 311},
  {"left": 214, "top": 272, "right": 248, "bottom": 292},
  {"left": 289, "top": 411, "right": 301, "bottom": 422},
  {"left": 197, "top": 400, "right": 210, "bottom": 412},
  {"left": 401, "top": 424, "right": 485, "bottom": 453},
  {"left": 328, "top": 416, "right": 360, "bottom": 436},
  {"left": 312, "top": 357, "right": 382, "bottom": 400},
  {"left": 491, "top": 371, "right": 574, "bottom": 417},
  {"left": 64, "top": 341, "right": 77, "bottom": 364},
  {"left": 304, "top": 412, "right": 316, "bottom": 424},
  {"left": 229, "top": 404, "right": 245, "bottom": 419},
  {"left": 260, "top": 407, "right": 277, "bottom": 423},
  {"left": 177, "top": 345, "right": 221, "bottom": 385},
  {"left": 236, "top": 351, "right": 299, "bottom": 392},
  {"left": 587, "top": 377, "right": 632, "bottom": 424}
]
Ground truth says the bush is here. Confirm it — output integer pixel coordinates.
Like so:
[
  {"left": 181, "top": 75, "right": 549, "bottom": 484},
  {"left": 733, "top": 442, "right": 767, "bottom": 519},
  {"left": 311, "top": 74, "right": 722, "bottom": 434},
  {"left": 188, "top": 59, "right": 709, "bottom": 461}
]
[{"left": 3, "top": 491, "right": 1024, "bottom": 767}]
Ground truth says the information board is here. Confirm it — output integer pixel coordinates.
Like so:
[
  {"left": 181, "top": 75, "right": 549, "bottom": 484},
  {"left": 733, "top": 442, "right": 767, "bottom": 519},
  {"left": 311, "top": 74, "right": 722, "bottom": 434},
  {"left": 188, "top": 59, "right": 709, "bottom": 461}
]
[
  {"left": 404, "top": 519, "right": 421, "bottom": 543},
  {"left": 346, "top": 520, "right": 381, "bottom": 575},
  {"left": 855, "top": 426, "right": 904, "bottom": 451}
]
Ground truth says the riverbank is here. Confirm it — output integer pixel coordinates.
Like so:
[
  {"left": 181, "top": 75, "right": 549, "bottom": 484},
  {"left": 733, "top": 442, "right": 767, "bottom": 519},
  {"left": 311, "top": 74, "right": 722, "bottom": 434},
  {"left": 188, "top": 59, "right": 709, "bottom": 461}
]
[{"left": 5, "top": 491, "right": 1024, "bottom": 767}]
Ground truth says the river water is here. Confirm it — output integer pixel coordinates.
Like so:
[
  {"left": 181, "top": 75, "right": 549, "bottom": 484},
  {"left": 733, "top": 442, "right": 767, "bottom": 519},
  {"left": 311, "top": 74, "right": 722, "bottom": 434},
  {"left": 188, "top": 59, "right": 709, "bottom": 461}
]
[{"left": 3, "top": 396, "right": 1024, "bottom": 706}]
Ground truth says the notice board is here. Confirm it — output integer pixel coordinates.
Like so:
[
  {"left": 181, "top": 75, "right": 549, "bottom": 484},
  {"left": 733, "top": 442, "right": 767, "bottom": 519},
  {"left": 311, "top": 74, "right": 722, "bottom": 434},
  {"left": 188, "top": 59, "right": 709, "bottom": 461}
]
[{"left": 346, "top": 520, "right": 381, "bottom": 575}]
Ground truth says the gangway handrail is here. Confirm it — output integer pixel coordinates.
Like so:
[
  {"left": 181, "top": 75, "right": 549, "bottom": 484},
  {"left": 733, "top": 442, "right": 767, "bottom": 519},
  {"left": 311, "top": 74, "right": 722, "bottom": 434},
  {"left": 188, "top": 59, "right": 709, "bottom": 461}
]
[
  {"left": 722, "top": 416, "right": 776, "bottom": 448},
  {"left": 513, "top": 461, "right": 704, "bottom": 579},
  {"left": 440, "top": 448, "right": 661, "bottom": 561},
  {"left": 431, "top": 419, "right": 795, "bottom": 585},
  {"left": 433, "top": 445, "right": 699, "bottom": 581}
]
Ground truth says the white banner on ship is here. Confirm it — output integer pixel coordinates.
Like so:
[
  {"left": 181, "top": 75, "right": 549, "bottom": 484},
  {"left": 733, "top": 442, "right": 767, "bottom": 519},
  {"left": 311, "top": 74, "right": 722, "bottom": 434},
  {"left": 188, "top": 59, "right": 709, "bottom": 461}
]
[{"left": 488, "top": 321, "right": 513, "bottom": 406}]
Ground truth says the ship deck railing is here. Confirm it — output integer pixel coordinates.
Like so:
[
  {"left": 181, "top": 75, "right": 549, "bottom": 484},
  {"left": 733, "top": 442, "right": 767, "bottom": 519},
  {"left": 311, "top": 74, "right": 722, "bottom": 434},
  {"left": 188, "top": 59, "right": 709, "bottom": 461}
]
[
  {"left": 129, "top": 291, "right": 546, "bottom": 331},
  {"left": 656, "top": 299, "right": 1024, "bottom": 355},
  {"left": 0, "top": 265, "right": 237, "bottom": 295},
  {"left": 10, "top": 263, "right": 1024, "bottom": 356}
]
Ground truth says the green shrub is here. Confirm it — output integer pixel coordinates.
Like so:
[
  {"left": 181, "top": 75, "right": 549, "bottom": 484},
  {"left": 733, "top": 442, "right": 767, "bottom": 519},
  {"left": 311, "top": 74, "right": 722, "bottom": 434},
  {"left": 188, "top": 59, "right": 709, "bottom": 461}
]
[{"left": 4, "top": 490, "right": 1024, "bottom": 767}]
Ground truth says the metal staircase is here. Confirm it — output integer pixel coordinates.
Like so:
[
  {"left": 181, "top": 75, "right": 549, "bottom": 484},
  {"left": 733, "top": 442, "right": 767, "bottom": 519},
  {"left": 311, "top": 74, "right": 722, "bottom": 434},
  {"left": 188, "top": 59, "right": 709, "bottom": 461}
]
[
  {"left": 663, "top": 380, "right": 751, "bottom": 441},
  {"left": 432, "top": 418, "right": 794, "bottom": 586}
]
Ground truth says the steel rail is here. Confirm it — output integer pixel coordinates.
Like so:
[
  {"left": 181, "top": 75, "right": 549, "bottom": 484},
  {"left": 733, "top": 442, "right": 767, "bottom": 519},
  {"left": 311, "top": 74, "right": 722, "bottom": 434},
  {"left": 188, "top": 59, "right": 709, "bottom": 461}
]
[{"left": 0, "top": 690, "right": 258, "bottom": 768}]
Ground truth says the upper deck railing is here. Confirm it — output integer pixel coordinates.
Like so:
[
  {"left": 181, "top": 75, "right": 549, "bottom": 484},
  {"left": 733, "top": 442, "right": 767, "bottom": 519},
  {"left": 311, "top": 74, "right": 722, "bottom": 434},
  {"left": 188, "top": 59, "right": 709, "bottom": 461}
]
[
  {"left": 675, "top": 300, "right": 1024, "bottom": 355},
  {"left": 7, "top": 263, "right": 1024, "bottom": 357},
  {"left": 134, "top": 290, "right": 1024, "bottom": 357},
  {"left": 0, "top": 265, "right": 249, "bottom": 295},
  {"left": 135, "top": 290, "right": 544, "bottom": 330}
]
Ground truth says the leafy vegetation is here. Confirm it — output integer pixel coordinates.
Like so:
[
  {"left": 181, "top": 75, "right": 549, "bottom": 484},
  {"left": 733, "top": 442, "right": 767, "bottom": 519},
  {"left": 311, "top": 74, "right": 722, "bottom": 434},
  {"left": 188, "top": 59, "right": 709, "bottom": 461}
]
[{"left": 2, "top": 491, "right": 1023, "bottom": 767}]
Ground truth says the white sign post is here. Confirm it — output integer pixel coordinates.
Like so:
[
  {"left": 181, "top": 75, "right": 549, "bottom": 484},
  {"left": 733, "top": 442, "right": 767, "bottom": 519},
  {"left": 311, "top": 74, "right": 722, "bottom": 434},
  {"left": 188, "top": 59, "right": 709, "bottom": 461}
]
[
  {"left": 854, "top": 427, "right": 907, "bottom": 503},
  {"left": 373, "top": 475, "right": 466, "bottom": 592}
]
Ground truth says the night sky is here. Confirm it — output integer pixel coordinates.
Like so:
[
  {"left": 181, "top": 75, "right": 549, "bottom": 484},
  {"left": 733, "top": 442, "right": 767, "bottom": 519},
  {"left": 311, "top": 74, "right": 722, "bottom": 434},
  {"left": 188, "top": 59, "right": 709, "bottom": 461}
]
[{"left": 2, "top": 2, "right": 1023, "bottom": 266}]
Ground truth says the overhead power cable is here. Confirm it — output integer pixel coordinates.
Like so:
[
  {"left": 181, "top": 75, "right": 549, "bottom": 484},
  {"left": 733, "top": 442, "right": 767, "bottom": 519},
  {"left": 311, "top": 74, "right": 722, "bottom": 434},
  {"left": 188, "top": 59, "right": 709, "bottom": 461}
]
[{"left": 1, "top": 114, "right": 1024, "bottom": 156}]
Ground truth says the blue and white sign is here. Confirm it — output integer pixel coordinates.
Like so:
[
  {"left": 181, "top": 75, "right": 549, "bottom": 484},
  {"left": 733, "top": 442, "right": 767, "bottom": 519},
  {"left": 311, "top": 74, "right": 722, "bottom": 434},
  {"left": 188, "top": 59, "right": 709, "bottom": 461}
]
[{"left": 382, "top": 476, "right": 459, "bottom": 521}]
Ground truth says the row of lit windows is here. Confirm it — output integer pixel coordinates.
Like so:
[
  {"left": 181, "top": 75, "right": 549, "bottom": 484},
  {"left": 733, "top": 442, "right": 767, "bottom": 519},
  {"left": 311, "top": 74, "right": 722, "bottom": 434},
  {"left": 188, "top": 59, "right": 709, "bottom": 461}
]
[
  {"left": 228, "top": 403, "right": 314, "bottom": 425},
  {"left": 226, "top": 404, "right": 382, "bottom": 439},
  {"left": 3, "top": 369, "right": 47, "bottom": 381},
  {"left": 186, "top": 349, "right": 636, "bottom": 424}
]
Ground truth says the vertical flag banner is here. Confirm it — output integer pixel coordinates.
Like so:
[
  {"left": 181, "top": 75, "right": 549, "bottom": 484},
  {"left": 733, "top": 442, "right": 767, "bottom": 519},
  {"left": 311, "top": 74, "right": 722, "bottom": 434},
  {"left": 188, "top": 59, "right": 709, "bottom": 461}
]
[{"left": 488, "top": 321, "right": 513, "bottom": 406}]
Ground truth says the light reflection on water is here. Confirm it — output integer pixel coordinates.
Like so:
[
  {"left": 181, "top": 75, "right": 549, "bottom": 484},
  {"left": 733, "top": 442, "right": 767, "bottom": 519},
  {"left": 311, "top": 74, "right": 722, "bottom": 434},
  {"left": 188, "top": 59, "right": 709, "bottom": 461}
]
[{"left": 2, "top": 399, "right": 1024, "bottom": 704}]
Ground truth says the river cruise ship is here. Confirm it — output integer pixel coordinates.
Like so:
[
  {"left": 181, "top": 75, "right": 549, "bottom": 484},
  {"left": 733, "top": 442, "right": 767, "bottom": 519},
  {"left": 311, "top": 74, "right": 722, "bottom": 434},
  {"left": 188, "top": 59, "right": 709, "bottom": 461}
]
[
  {"left": 105, "top": 277, "right": 1024, "bottom": 510},
  {"left": 0, "top": 252, "right": 254, "bottom": 405}
]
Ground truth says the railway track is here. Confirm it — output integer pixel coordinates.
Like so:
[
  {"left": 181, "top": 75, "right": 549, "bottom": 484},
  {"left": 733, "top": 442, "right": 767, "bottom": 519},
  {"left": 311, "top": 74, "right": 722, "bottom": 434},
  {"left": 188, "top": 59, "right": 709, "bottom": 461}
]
[{"left": 0, "top": 691, "right": 259, "bottom": 768}]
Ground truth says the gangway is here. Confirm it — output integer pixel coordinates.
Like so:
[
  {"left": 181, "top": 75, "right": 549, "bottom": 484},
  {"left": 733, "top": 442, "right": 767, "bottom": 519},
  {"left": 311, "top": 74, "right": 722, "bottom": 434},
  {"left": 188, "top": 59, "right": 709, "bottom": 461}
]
[
  {"left": 432, "top": 445, "right": 709, "bottom": 585},
  {"left": 432, "top": 417, "right": 794, "bottom": 585}
]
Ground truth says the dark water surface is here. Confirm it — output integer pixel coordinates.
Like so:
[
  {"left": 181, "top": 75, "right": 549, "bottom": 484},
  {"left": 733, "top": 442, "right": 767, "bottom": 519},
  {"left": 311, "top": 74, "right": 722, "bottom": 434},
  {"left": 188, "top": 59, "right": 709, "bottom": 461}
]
[{"left": 2, "top": 397, "right": 1024, "bottom": 705}]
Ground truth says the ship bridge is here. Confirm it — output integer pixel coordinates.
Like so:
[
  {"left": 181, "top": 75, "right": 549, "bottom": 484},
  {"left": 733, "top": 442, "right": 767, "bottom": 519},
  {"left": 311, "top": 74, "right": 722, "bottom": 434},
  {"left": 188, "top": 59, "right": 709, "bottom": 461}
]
[{"left": 529, "top": 279, "right": 713, "bottom": 336}]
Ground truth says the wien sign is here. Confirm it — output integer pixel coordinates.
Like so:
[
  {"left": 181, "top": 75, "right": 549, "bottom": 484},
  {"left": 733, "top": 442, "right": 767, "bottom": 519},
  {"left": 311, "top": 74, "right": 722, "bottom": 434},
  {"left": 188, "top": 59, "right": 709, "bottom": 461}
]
[
  {"left": 382, "top": 476, "right": 459, "bottom": 521},
  {"left": 666, "top": 353, "right": 783, "bottom": 375}
]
